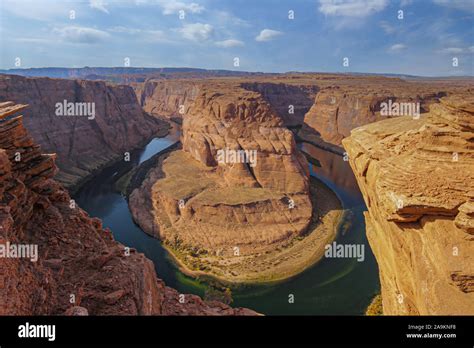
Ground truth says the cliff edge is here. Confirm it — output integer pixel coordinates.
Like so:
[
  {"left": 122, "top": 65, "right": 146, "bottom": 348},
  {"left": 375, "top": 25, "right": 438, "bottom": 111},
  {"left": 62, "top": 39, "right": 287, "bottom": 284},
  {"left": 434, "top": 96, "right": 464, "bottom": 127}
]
[{"left": 342, "top": 95, "right": 474, "bottom": 315}]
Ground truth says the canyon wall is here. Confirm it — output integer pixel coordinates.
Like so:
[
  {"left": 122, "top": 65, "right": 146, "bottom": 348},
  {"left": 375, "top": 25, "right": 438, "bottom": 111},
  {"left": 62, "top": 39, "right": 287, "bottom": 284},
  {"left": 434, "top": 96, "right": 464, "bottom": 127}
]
[
  {"left": 240, "top": 82, "right": 318, "bottom": 127},
  {"left": 0, "top": 102, "right": 256, "bottom": 315},
  {"left": 303, "top": 84, "right": 446, "bottom": 150},
  {"left": 133, "top": 79, "right": 201, "bottom": 120},
  {"left": 134, "top": 78, "right": 318, "bottom": 127},
  {"left": 0, "top": 74, "right": 169, "bottom": 190},
  {"left": 299, "top": 78, "right": 470, "bottom": 152},
  {"left": 342, "top": 95, "right": 474, "bottom": 315}
]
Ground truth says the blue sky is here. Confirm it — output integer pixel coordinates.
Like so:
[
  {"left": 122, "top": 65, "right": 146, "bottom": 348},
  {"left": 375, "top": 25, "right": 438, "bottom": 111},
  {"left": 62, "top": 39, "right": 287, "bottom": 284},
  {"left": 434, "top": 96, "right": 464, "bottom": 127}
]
[{"left": 0, "top": 0, "right": 473, "bottom": 76}]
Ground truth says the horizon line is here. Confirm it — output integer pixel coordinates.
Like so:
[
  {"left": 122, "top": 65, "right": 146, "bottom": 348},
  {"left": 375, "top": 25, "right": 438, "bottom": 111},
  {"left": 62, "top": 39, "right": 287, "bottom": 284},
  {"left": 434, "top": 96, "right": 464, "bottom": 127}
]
[{"left": 1, "top": 66, "right": 473, "bottom": 79}]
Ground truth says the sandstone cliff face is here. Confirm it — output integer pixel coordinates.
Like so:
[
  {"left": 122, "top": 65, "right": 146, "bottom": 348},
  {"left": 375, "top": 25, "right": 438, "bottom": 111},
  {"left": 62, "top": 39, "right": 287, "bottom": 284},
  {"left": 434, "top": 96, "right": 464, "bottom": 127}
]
[
  {"left": 135, "top": 79, "right": 318, "bottom": 127},
  {"left": 0, "top": 74, "right": 169, "bottom": 190},
  {"left": 182, "top": 82, "right": 310, "bottom": 193},
  {"left": 342, "top": 95, "right": 474, "bottom": 315},
  {"left": 133, "top": 79, "right": 201, "bottom": 119},
  {"left": 302, "top": 84, "right": 445, "bottom": 148},
  {"left": 130, "top": 81, "right": 313, "bottom": 272},
  {"left": 0, "top": 102, "right": 256, "bottom": 315},
  {"left": 240, "top": 82, "right": 318, "bottom": 127}
]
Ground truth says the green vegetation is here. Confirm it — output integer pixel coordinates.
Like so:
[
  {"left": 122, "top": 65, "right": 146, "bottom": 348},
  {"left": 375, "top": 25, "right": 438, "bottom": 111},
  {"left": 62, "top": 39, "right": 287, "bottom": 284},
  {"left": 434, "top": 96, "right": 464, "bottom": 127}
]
[
  {"left": 114, "top": 168, "right": 135, "bottom": 194},
  {"left": 204, "top": 283, "right": 233, "bottom": 305},
  {"left": 366, "top": 293, "right": 383, "bottom": 316}
]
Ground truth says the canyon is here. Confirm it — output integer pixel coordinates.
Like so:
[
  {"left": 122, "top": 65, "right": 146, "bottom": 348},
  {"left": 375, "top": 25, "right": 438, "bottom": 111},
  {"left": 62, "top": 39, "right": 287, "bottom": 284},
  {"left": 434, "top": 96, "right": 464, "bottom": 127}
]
[
  {"left": 0, "top": 74, "right": 169, "bottom": 191},
  {"left": 0, "top": 102, "right": 256, "bottom": 315},
  {"left": 132, "top": 74, "right": 474, "bottom": 314},
  {"left": 134, "top": 74, "right": 471, "bottom": 152},
  {"left": 129, "top": 79, "right": 342, "bottom": 283},
  {"left": 0, "top": 68, "right": 472, "bottom": 315}
]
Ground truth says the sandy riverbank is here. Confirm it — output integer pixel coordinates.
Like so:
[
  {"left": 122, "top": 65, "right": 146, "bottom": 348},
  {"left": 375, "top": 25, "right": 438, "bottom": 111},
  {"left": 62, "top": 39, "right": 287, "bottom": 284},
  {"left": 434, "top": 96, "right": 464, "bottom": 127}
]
[
  {"left": 164, "top": 176, "right": 343, "bottom": 284},
  {"left": 128, "top": 147, "right": 343, "bottom": 284}
]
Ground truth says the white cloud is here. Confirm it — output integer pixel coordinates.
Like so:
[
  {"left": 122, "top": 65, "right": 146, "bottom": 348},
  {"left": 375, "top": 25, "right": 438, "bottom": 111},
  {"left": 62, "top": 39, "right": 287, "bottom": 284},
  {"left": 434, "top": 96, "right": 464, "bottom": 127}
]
[
  {"left": 433, "top": 0, "right": 474, "bottom": 13},
  {"left": 439, "top": 46, "right": 468, "bottom": 54},
  {"left": 214, "top": 11, "right": 250, "bottom": 27},
  {"left": 215, "top": 39, "right": 244, "bottom": 47},
  {"left": 143, "top": 30, "right": 168, "bottom": 42},
  {"left": 14, "top": 38, "right": 52, "bottom": 44},
  {"left": 400, "top": 0, "right": 413, "bottom": 6},
  {"left": 108, "top": 27, "right": 167, "bottom": 42},
  {"left": 389, "top": 43, "right": 407, "bottom": 52},
  {"left": 2, "top": 0, "right": 71, "bottom": 20},
  {"left": 178, "top": 23, "right": 213, "bottom": 42},
  {"left": 158, "top": 0, "right": 204, "bottom": 15},
  {"left": 318, "top": 0, "right": 388, "bottom": 17},
  {"left": 109, "top": 26, "right": 142, "bottom": 34},
  {"left": 255, "top": 29, "right": 283, "bottom": 42},
  {"left": 379, "top": 21, "right": 395, "bottom": 34},
  {"left": 89, "top": 0, "right": 109, "bottom": 14},
  {"left": 53, "top": 26, "right": 110, "bottom": 44},
  {"left": 439, "top": 47, "right": 465, "bottom": 54}
]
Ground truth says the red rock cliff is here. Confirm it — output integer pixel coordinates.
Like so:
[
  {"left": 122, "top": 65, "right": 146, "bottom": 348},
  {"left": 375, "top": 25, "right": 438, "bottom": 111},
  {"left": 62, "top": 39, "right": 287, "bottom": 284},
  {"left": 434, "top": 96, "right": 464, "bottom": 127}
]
[
  {"left": 0, "top": 102, "right": 256, "bottom": 315},
  {"left": 0, "top": 74, "right": 169, "bottom": 190}
]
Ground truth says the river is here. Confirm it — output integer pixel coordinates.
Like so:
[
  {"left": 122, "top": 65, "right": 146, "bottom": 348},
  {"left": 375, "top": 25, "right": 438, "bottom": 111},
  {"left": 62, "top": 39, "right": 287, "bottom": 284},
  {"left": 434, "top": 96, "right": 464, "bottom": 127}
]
[{"left": 73, "top": 127, "right": 380, "bottom": 315}]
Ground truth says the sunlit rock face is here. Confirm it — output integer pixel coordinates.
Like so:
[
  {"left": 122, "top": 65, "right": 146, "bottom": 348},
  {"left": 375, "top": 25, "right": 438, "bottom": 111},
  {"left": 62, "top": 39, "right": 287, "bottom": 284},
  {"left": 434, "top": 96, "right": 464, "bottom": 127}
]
[
  {"left": 300, "top": 77, "right": 469, "bottom": 150},
  {"left": 131, "top": 81, "right": 313, "bottom": 259},
  {"left": 343, "top": 95, "right": 474, "bottom": 315}
]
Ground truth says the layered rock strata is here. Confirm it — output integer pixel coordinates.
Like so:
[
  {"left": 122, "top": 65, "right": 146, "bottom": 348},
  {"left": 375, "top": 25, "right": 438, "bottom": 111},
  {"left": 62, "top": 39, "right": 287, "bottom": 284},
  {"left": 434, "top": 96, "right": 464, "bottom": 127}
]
[
  {"left": 0, "top": 102, "right": 256, "bottom": 315},
  {"left": 135, "top": 78, "right": 318, "bottom": 127},
  {"left": 238, "top": 82, "right": 318, "bottom": 127},
  {"left": 342, "top": 95, "right": 474, "bottom": 315},
  {"left": 133, "top": 74, "right": 470, "bottom": 155},
  {"left": 0, "top": 74, "right": 169, "bottom": 190},
  {"left": 129, "top": 82, "right": 337, "bottom": 282},
  {"left": 133, "top": 79, "right": 201, "bottom": 120},
  {"left": 302, "top": 86, "right": 443, "bottom": 146}
]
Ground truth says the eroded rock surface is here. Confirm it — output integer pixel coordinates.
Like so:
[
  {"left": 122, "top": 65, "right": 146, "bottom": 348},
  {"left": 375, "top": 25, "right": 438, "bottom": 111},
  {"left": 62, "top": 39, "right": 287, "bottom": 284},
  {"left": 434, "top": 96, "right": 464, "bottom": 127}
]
[
  {"left": 0, "top": 102, "right": 256, "bottom": 315},
  {"left": 133, "top": 79, "right": 201, "bottom": 120},
  {"left": 129, "top": 81, "right": 325, "bottom": 282},
  {"left": 343, "top": 95, "right": 474, "bottom": 315},
  {"left": 300, "top": 77, "right": 465, "bottom": 150},
  {"left": 0, "top": 74, "right": 169, "bottom": 190}
]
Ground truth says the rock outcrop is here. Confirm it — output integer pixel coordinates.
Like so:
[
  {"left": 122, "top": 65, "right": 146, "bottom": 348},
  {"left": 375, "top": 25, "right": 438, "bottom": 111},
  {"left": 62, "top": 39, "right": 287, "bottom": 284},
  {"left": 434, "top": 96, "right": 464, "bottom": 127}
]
[
  {"left": 133, "top": 74, "right": 470, "bottom": 153},
  {"left": 135, "top": 78, "right": 318, "bottom": 127},
  {"left": 0, "top": 102, "right": 256, "bottom": 315},
  {"left": 129, "top": 81, "right": 328, "bottom": 282},
  {"left": 0, "top": 74, "right": 169, "bottom": 190},
  {"left": 342, "top": 95, "right": 474, "bottom": 315}
]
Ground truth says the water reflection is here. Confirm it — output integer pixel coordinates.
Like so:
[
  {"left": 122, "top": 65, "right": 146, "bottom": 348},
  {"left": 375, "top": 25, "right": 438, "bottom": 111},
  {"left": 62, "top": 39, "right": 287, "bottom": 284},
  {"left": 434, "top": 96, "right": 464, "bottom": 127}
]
[{"left": 299, "top": 142, "right": 364, "bottom": 207}]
